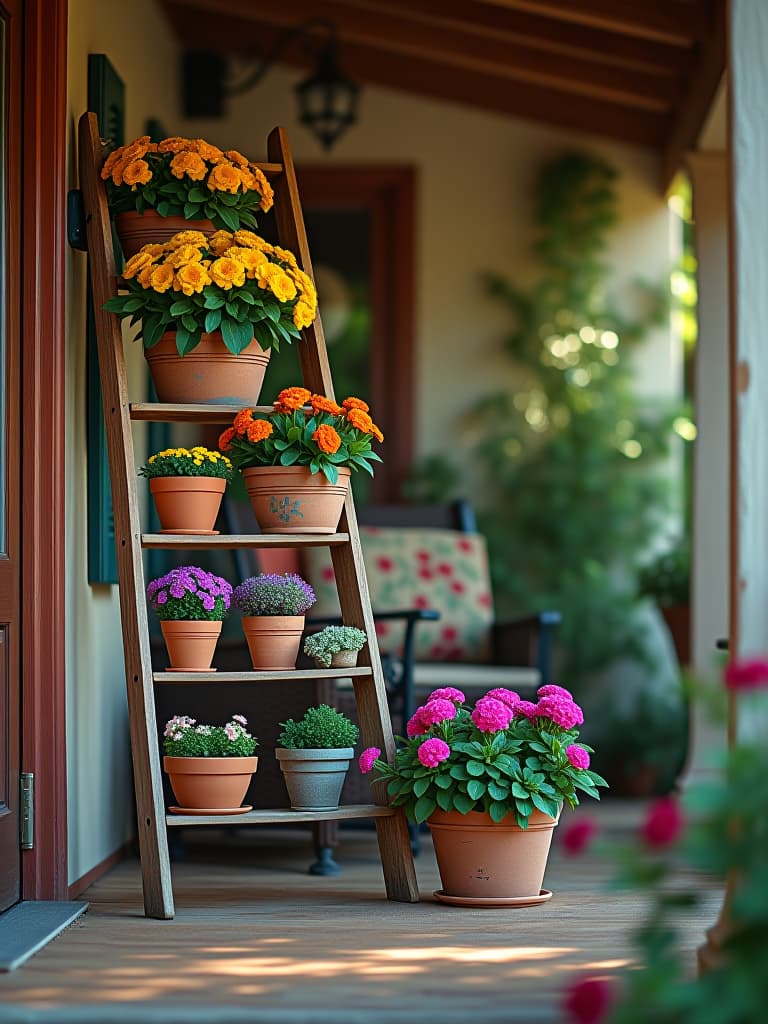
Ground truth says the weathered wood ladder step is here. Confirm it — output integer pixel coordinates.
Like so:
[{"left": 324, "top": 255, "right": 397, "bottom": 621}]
[{"left": 78, "top": 112, "right": 419, "bottom": 919}]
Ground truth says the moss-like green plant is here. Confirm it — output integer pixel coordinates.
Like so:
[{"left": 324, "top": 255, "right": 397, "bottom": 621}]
[
  {"left": 277, "top": 704, "right": 359, "bottom": 750},
  {"left": 303, "top": 626, "right": 367, "bottom": 668}
]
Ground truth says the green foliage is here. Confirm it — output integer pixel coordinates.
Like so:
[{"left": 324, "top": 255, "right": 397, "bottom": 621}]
[
  {"left": 278, "top": 704, "right": 359, "bottom": 750},
  {"left": 303, "top": 626, "right": 368, "bottom": 667},
  {"left": 138, "top": 446, "right": 233, "bottom": 481},
  {"left": 638, "top": 541, "right": 691, "bottom": 607},
  {"left": 162, "top": 714, "right": 257, "bottom": 757}
]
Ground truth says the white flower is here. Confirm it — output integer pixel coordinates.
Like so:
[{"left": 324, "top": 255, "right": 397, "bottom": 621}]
[{"left": 232, "top": 714, "right": 247, "bottom": 726}]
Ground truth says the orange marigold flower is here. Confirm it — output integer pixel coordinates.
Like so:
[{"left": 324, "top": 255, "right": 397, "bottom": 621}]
[
  {"left": 150, "top": 265, "right": 175, "bottom": 294},
  {"left": 207, "top": 163, "right": 242, "bottom": 194},
  {"left": 346, "top": 408, "right": 375, "bottom": 434},
  {"left": 122, "top": 159, "right": 152, "bottom": 187},
  {"left": 233, "top": 408, "right": 255, "bottom": 436},
  {"left": 342, "top": 397, "right": 370, "bottom": 413},
  {"left": 123, "top": 251, "right": 155, "bottom": 279},
  {"left": 370, "top": 422, "right": 384, "bottom": 443},
  {"left": 276, "top": 387, "right": 311, "bottom": 411},
  {"left": 175, "top": 262, "right": 210, "bottom": 296},
  {"left": 225, "top": 149, "right": 249, "bottom": 168},
  {"left": 310, "top": 394, "right": 343, "bottom": 416},
  {"left": 170, "top": 150, "right": 207, "bottom": 181},
  {"left": 246, "top": 419, "right": 273, "bottom": 443},
  {"left": 218, "top": 427, "right": 236, "bottom": 451},
  {"left": 208, "top": 230, "right": 235, "bottom": 255},
  {"left": 101, "top": 147, "right": 122, "bottom": 179},
  {"left": 233, "top": 229, "right": 267, "bottom": 249},
  {"left": 313, "top": 424, "right": 342, "bottom": 455},
  {"left": 158, "top": 136, "right": 192, "bottom": 154},
  {"left": 196, "top": 139, "right": 225, "bottom": 163}
]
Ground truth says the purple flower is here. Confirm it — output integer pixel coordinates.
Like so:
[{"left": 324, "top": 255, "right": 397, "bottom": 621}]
[
  {"left": 147, "top": 566, "right": 232, "bottom": 620},
  {"left": 417, "top": 737, "right": 451, "bottom": 767},
  {"left": 233, "top": 573, "right": 316, "bottom": 616},
  {"left": 156, "top": 590, "right": 168, "bottom": 605},
  {"left": 537, "top": 695, "right": 584, "bottom": 730},
  {"left": 566, "top": 744, "right": 590, "bottom": 770},
  {"left": 471, "top": 696, "right": 513, "bottom": 733},
  {"left": 427, "top": 687, "right": 466, "bottom": 705},
  {"left": 538, "top": 683, "right": 574, "bottom": 701},
  {"left": 485, "top": 688, "right": 520, "bottom": 708},
  {"left": 359, "top": 747, "right": 381, "bottom": 774}
]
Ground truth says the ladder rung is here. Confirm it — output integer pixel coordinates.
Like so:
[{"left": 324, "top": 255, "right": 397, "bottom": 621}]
[
  {"left": 252, "top": 162, "right": 283, "bottom": 178},
  {"left": 141, "top": 532, "right": 350, "bottom": 548},
  {"left": 166, "top": 804, "right": 394, "bottom": 826},
  {"left": 130, "top": 403, "right": 273, "bottom": 423},
  {"left": 153, "top": 667, "right": 373, "bottom": 684}
]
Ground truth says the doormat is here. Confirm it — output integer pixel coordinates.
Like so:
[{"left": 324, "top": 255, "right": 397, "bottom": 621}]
[{"left": 0, "top": 901, "right": 88, "bottom": 972}]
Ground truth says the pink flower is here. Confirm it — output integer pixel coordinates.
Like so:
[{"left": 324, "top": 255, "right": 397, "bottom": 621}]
[
  {"left": 514, "top": 700, "right": 538, "bottom": 720},
  {"left": 358, "top": 747, "right": 381, "bottom": 774},
  {"left": 724, "top": 657, "right": 768, "bottom": 690},
  {"left": 224, "top": 723, "right": 237, "bottom": 741},
  {"left": 232, "top": 714, "right": 248, "bottom": 726},
  {"left": 642, "top": 796, "right": 684, "bottom": 847},
  {"left": 538, "top": 683, "right": 574, "bottom": 701},
  {"left": 561, "top": 817, "right": 597, "bottom": 856},
  {"left": 471, "top": 696, "right": 514, "bottom": 732},
  {"left": 563, "top": 976, "right": 613, "bottom": 1024},
  {"left": 406, "top": 711, "right": 428, "bottom": 737},
  {"left": 417, "top": 737, "right": 451, "bottom": 767},
  {"left": 428, "top": 687, "right": 466, "bottom": 705},
  {"left": 566, "top": 744, "right": 590, "bottom": 769},
  {"left": 485, "top": 688, "right": 520, "bottom": 707},
  {"left": 419, "top": 698, "right": 458, "bottom": 726},
  {"left": 537, "top": 695, "right": 584, "bottom": 729}
]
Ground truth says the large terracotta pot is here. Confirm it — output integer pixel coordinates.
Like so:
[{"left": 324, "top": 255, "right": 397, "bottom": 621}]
[
  {"left": 163, "top": 755, "right": 258, "bottom": 813},
  {"left": 116, "top": 209, "right": 215, "bottom": 258},
  {"left": 145, "top": 331, "right": 270, "bottom": 405},
  {"left": 428, "top": 808, "right": 559, "bottom": 904},
  {"left": 241, "top": 615, "right": 305, "bottom": 670},
  {"left": 149, "top": 476, "right": 226, "bottom": 534},
  {"left": 242, "top": 466, "right": 351, "bottom": 534},
  {"left": 275, "top": 747, "right": 354, "bottom": 811},
  {"left": 160, "top": 619, "right": 222, "bottom": 672}
]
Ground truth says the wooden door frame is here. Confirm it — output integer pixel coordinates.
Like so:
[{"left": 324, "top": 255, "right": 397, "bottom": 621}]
[
  {"left": 296, "top": 165, "right": 416, "bottom": 501},
  {"left": 19, "top": 0, "right": 68, "bottom": 900}
]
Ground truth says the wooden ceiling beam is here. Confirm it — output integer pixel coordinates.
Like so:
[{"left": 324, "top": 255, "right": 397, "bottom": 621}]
[
  {"left": 163, "top": 0, "right": 682, "bottom": 111},
  {"left": 165, "top": 8, "right": 669, "bottom": 149}
]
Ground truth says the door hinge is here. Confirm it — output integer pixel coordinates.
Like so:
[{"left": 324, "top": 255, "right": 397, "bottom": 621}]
[{"left": 20, "top": 773, "right": 34, "bottom": 850}]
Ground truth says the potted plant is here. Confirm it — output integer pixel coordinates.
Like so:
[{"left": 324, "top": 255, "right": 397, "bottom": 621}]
[
  {"left": 103, "top": 230, "right": 317, "bottom": 404},
  {"left": 275, "top": 704, "right": 360, "bottom": 811},
  {"left": 303, "top": 625, "right": 368, "bottom": 669},
  {"left": 361, "top": 684, "right": 607, "bottom": 905},
  {"left": 219, "top": 387, "right": 383, "bottom": 533},
  {"left": 100, "top": 134, "right": 274, "bottom": 256},
  {"left": 638, "top": 539, "right": 691, "bottom": 666},
  {"left": 139, "top": 445, "right": 233, "bottom": 534},
  {"left": 232, "top": 572, "right": 316, "bottom": 670},
  {"left": 163, "top": 713, "right": 258, "bottom": 814},
  {"left": 147, "top": 565, "right": 233, "bottom": 672}
]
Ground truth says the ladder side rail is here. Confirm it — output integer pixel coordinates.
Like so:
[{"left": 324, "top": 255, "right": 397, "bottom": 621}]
[{"left": 77, "top": 112, "right": 174, "bottom": 919}]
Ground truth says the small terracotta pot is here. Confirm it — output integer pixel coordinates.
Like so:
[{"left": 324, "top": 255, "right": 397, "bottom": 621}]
[
  {"left": 116, "top": 209, "right": 215, "bottom": 258},
  {"left": 145, "top": 331, "right": 271, "bottom": 405},
  {"left": 163, "top": 755, "right": 258, "bottom": 811},
  {"left": 160, "top": 620, "right": 222, "bottom": 671},
  {"left": 241, "top": 615, "right": 305, "bottom": 670},
  {"left": 149, "top": 476, "right": 226, "bottom": 534},
  {"left": 428, "top": 808, "right": 560, "bottom": 900},
  {"left": 242, "top": 466, "right": 351, "bottom": 534}
]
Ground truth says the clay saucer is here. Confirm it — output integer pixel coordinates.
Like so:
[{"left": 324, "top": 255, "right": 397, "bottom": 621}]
[
  {"left": 168, "top": 805, "right": 253, "bottom": 816},
  {"left": 432, "top": 889, "right": 552, "bottom": 908}
]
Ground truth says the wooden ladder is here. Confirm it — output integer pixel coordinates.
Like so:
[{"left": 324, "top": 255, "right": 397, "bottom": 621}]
[{"left": 77, "top": 112, "right": 419, "bottom": 919}]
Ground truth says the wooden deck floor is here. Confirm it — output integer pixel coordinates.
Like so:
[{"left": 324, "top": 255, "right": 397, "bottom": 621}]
[{"left": 0, "top": 800, "right": 722, "bottom": 1024}]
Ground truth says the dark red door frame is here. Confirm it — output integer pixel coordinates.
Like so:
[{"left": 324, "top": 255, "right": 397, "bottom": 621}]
[{"left": 20, "top": 0, "right": 69, "bottom": 899}]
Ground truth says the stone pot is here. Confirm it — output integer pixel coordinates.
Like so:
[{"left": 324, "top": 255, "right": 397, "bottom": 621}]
[{"left": 275, "top": 747, "right": 355, "bottom": 811}]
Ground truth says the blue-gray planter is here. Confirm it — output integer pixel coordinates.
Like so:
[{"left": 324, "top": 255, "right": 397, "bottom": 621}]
[{"left": 275, "top": 747, "right": 354, "bottom": 811}]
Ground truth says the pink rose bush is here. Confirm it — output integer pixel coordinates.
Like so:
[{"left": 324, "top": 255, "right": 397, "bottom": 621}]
[{"left": 363, "top": 683, "right": 606, "bottom": 825}]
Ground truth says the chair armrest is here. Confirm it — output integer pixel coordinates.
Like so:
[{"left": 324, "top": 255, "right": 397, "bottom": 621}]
[{"left": 491, "top": 610, "right": 561, "bottom": 686}]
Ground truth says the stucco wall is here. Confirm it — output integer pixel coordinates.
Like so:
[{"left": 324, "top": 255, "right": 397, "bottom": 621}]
[{"left": 64, "top": 0, "right": 677, "bottom": 883}]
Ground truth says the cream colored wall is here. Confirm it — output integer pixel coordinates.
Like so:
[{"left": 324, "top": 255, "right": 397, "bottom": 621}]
[{"left": 65, "top": 0, "right": 180, "bottom": 886}]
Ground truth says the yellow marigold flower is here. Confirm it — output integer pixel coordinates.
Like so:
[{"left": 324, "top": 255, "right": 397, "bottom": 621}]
[
  {"left": 312, "top": 424, "right": 342, "bottom": 455},
  {"left": 310, "top": 394, "right": 343, "bottom": 416},
  {"left": 158, "top": 137, "right": 191, "bottom": 154},
  {"left": 233, "top": 408, "right": 254, "bottom": 436},
  {"left": 172, "top": 230, "right": 208, "bottom": 247},
  {"left": 167, "top": 244, "right": 204, "bottom": 269},
  {"left": 268, "top": 271, "right": 297, "bottom": 304},
  {"left": 292, "top": 301, "right": 315, "bottom": 330},
  {"left": 137, "top": 265, "right": 154, "bottom": 289},
  {"left": 218, "top": 427, "right": 236, "bottom": 451},
  {"left": 101, "top": 147, "right": 122, "bottom": 180},
  {"left": 233, "top": 229, "right": 267, "bottom": 250},
  {"left": 120, "top": 137, "right": 151, "bottom": 163},
  {"left": 248, "top": 166, "right": 274, "bottom": 210},
  {"left": 246, "top": 419, "right": 273, "bottom": 443},
  {"left": 150, "top": 265, "right": 175, "bottom": 294},
  {"left": 141, "top": 243, "right": 166, "bottom": 258},
  {"left": 175, "top": 262, "right": 210, "bottom": 296},
  {"left": 196, "top": 140, "right": 225, "bottom": 163},
  {"left": 254, "top": 261, "right": 282, "bottom": 291},
  {"left": 273, "top": 246, "right": 298, "bottom": 268},
  {"left": 276, "top": 387, "right": 311, "bottom": 411},
  {"left": 343, "top": 397, "right": 370, "bottom": 413},
  {"left": 210, "top": 257, "right": 245, "bottom": 290},
  {"left": 208, "top": 230, "right": 235, "bottom": 256},
  {"left": 170, "top": 150, "right": 207, "bottom": 181},
  {"left": 110, "top": 158, "right": 130, "bottom": 186},
  {"left": 123, "top": 251, "right": 155, "bottom": 279},
  {"left": 207, "top": 163, "right": 242, "bottom": 194},
  {"left": 223, "top": 246, "right": 267, "bottom": 278},
  {"left": 346, "top": 408, "right": 375, "bottom": 434},
  {"left": 225, "top": 149, "right": 249, "bottom": 168}
]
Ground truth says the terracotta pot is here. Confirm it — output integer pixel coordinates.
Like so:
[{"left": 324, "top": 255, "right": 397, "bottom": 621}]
[
  {"left": 160, "top": 620, "right": 222, "bottom": 672},
  {"left": 145, "top": 331, "right": 271, "bottom": 405},
  {"left": 428, "top": 808, "right": 559, "bottom": 900},
  {"left": 149, "top": 476, "right": 226, "bottom": 534},
  {"left": 163, "top": 755, "right": 258, "bottom": 812},
  {"left": 116, "top": 209, "right": 215, "bottom": 258},
  {"left": 242, "top": 466, "right": 351, "bottom": 534},
  {"left": 241, "top": 615, "right": 305, "bottom": 670},
  {"left": 275, "top": 747, "right": 354, "bottom": 811}
]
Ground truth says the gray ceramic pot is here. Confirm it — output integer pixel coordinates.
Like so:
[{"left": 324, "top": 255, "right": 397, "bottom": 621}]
[{"left": 275, "top": 747, "right": 355, "bottom": 811}]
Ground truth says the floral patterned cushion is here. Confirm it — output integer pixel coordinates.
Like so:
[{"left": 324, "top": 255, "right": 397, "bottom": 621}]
[{"left": 303, "top": 527, "right": 494, "bottom": 662}]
